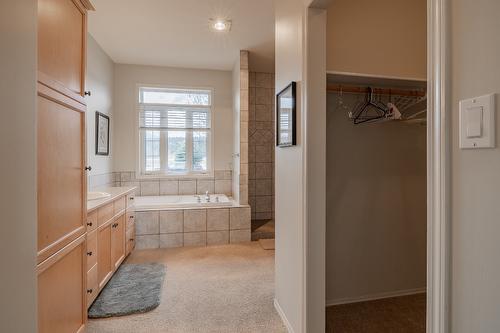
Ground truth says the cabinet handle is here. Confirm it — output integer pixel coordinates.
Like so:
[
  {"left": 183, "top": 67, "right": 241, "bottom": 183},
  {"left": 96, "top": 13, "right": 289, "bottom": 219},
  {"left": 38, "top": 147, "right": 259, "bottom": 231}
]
[
  {"left": 129, "top": 197, "right": 135, "bottom": 200},
  {"left": 87, "top": 289, "right": 93, "bottom": 294},
  {"left": 87, "top": 251, "right": 93, "bottom": 256},
  {"left": 87, "top": 222, "right": 93, "bottom": 227},
  {"left": 84, "top": 91, "right": 91, "bottom": 96},
  {"left": 112, "top": 223, "right": 118, "bottom": 228},
  {"left": 130, "top": 238, "right": 134, "bottom": 241},
  {"left": 85, "top": 166, "right": 92, "bottom": 171},
  {"left": 130, "top": 216, "right": 134, "bottom": 219}
]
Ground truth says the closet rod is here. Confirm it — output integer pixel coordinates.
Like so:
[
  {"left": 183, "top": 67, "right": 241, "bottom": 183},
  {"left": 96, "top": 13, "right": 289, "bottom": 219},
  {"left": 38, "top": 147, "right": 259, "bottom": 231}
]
[{"left": 327, "top": 84, "right": 426, "bottom": 98}]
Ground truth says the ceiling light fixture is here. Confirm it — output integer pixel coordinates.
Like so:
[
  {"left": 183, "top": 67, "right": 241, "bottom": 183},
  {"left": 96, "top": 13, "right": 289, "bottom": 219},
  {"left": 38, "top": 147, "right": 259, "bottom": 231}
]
[{"left": 210, "top": 18, "right": 232, "bottom": 32}]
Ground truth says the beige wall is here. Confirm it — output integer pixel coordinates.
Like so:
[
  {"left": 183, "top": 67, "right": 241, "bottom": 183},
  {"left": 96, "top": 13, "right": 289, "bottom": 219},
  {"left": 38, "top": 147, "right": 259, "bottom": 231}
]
[
  {"left": 86, "top": 34, "right": 115, "bottom": 187},
  {"left": 450, "top": 0, "right": 500, "bottom": 331},
  {"left": 274, "top": 0, "right": 305, "bottom": 331},
  {"left": 326, "top": 93, "right": 427, "bottom": 303},
  {"left": 326, "top": 0, "right": 427, "bottom": 80},
  {"left": 305, "top": 7, "right": 327, "bottom": 332},
  {"left": 113, "top": 64, "right": 234, "bottom": 173},
  {"left": 0, "top": 0, "right": 38, "bottom": 332}
]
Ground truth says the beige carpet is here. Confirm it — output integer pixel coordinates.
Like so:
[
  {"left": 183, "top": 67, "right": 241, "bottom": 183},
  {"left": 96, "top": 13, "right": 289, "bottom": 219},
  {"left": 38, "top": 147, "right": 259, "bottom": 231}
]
[
  {"left": 85, "top": 242, "right": 286, "bottom": 333},
  {"left": 258, "top": 238, "right": 275, "bottom": 250}
]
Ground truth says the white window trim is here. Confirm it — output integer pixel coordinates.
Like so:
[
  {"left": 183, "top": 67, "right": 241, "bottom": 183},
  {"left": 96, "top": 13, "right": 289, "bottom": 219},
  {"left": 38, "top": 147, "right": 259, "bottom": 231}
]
[{"left": 135, "top": 83, "right": 215, "bottom": 179}]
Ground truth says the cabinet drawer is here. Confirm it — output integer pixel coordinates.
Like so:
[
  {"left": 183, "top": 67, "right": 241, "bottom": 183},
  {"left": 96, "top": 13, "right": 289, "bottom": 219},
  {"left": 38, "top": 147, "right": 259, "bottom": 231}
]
[
  {"left": 126, "top": 193, "right": 135, "bottom": 208},
  {"left": 126, "top": 228, "right": 135, "bottom": 255},
  {"left": 98, "top": 202, "right": 114, "bottom": 226},
  {"left": 86, "top": 230, "right": 97, "bottom": 271},
  {"left": 114, "top": 197, "right": 126, "bottom": 215},
  {"left": 126, "top": 210, "right": 135, "bottom": 231},
  {"left": 87, "top": 210, "right": 97, "bottom": 232},
  {"left": 86, "top": 264, "right": 98, "bottom": 307}
]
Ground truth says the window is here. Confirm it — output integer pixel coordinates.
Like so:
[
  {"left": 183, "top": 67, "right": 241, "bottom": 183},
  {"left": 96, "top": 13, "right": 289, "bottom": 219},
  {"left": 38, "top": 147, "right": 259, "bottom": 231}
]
[{"left": 138, "top": 87, "right": 212, "bottom": 176}]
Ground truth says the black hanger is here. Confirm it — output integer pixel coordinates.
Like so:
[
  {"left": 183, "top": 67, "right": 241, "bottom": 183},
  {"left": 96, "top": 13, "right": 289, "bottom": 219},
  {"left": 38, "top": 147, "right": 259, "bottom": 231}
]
[{"left": 352, "top": 87, "right": 388, "bottom": 124}]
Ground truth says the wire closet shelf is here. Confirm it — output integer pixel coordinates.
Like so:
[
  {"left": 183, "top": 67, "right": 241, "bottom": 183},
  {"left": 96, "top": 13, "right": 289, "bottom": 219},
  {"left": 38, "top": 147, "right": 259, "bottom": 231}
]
[{"left": 327, "top": 84, "right": 427, "bottom": 125}]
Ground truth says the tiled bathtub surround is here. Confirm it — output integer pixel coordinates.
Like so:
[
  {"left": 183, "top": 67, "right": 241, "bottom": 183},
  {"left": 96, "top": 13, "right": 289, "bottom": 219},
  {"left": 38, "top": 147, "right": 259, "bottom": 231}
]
[
  {"left": 134, "top": 206, "right": 251, "bottom": 249},
  {"left": 249, "top": 71, "right": 275, "bottom": 221},
  {"left": 115, "top": 170, "right": 233, "bottom": 197},
  {"left": 88, "top": 172, "right": 121, "bottom": 190}
]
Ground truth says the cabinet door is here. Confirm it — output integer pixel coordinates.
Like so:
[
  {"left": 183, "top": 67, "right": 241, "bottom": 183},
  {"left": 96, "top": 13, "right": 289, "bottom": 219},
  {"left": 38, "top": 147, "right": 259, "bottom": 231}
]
[
  {"left": 38, "top": 236, "right": 85, "bottom": 333},
  {"left": 97, "top": 224, "right": 112, "bottom": 289},
  {"left": 111, "top": 214, "right": 126, "bottom": 269},
  {"left": 38, "top": 0, "right": 87, "bottom": 96},
  {"left": 86, "top": 264, "right": 98, "bottom": 308},
  {"left": 126, "top": 228, "right": 135, "bottom": 256},
  {"left": 86, "top": 230, "right": 97, "bottom": 271},
  {"left": 37, "top": 91, "right": 86, "bottom": 264}
]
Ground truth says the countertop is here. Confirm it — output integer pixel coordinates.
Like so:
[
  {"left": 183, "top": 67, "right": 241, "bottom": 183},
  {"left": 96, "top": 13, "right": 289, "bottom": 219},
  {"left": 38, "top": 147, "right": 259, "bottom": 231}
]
[{"left": 87, "top": 186, "right": 137, "bottom": 212}]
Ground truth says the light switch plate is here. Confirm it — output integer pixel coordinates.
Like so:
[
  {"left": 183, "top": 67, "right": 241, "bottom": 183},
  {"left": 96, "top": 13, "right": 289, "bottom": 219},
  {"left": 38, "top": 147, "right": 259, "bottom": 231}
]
[{"left": 459, "top": 93, "right": 495, "bottom": 149}]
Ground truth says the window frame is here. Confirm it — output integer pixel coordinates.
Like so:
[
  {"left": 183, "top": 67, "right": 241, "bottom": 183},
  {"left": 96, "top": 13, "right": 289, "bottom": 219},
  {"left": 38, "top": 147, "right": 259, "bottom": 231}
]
[{"left": 135, "top": 84, "right": 214, "bottom": 179}]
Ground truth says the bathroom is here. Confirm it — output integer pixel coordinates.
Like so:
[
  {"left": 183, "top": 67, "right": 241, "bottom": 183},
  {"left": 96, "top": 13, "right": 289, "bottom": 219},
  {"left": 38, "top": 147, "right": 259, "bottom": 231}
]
[
  {"left": 33, "top": 1, "right": 283, "bottom": 332},
  {"left": 86, "top": 51, "right": 276, "bottom": 249},
  {"left": 9, "top": 0, "right": 500, "bottom": 332}
]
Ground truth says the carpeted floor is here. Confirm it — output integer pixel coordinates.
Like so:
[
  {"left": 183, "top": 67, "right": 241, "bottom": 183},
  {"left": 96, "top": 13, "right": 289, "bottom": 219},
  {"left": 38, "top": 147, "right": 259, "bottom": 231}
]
[
  {"left": 326, "top": 293, "right": 426, "bottom": 333},
  {"left": 85, "top": 242, "right": 286, "bottom": 333}
]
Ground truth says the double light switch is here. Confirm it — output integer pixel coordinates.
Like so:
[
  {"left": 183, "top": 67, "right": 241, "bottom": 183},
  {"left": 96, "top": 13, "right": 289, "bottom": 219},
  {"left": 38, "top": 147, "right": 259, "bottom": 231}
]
[{"left": 459, "top": 93, "right": 495, "bottom": 149}]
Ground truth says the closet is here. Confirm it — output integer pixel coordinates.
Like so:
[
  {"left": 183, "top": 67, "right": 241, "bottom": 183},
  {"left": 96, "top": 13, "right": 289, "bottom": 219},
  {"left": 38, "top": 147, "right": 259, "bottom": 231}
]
[
  {"left": 325, "top": 73, "right": 427, "bottom": 331},
  {"left": 37, "top": 0, "right": 94, "bottom": 332}
]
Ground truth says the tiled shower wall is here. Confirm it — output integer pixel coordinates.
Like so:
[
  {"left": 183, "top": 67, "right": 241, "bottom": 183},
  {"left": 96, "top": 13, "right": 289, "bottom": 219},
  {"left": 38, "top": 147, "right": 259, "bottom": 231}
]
[
  {"left": 248, "top": 72, "right": 275, "bottom": 221},
  {"left": 239, "top": 51, "right": 249, "bottom": 205}
]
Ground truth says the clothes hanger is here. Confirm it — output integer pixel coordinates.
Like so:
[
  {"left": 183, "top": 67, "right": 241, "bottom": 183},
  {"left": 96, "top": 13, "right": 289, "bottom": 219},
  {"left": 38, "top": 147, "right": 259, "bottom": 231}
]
[{"left": 352, "top": 87, "right": 389, "bottom": 124}]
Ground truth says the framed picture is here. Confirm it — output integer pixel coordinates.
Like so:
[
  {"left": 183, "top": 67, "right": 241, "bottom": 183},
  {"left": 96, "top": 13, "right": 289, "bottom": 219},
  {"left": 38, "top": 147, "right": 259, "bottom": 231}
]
[
  {"left": 276, "top": 81, "right": 297, "bottom": 147},
  {"left": 95, "top": 111, "right": 110, "bottom": 156}
]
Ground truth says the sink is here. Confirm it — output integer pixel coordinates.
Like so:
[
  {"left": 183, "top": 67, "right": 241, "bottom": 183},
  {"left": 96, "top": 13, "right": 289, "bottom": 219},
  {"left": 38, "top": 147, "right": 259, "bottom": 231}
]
[{"left": 88, "top": 191, "right": 111, "bottom": 201}]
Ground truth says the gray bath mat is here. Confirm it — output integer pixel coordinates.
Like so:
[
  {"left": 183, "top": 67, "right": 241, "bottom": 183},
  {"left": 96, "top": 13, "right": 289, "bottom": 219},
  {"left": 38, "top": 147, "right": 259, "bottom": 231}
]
[{"left": 88, "top": 263, "right": 166, "bottom": 318}]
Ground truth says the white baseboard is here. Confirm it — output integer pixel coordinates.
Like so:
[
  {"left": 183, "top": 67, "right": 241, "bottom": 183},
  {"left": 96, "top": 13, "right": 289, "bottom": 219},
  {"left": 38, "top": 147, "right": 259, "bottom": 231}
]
[
  {"left": 326, "top": 287, "right": 426, "bottom": 307},
  {"left": 274, "top": 298, "right": 295, "bottom": 333}
]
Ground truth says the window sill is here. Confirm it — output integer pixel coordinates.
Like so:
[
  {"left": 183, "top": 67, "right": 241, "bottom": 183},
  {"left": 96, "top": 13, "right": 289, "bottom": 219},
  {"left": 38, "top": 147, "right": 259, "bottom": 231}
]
[{"left": 135, "top": 172, "right": 215, "bottom": 180}]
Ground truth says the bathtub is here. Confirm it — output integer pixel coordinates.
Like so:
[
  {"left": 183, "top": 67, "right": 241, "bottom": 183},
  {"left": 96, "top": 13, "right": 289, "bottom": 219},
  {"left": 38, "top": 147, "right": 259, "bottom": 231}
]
[
  {"left": 133, "top": 194, "right": 233, "bottom": 210},
  {"left": 132, "top": 194, "right": 251, "bottom": 250}
]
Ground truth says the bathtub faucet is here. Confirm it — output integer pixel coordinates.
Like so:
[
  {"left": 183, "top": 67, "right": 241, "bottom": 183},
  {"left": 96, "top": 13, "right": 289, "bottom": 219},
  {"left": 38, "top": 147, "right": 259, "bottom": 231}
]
[{"left": 205, "top": 190, "right": 210, "bottom": 202}]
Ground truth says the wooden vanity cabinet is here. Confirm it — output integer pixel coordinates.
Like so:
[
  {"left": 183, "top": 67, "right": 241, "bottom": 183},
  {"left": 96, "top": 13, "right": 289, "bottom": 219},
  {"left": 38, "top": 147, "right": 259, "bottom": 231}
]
[
  {"left": 111, "top": 214, "right": 126, "bottom": 269},
  {"left": 88, "top": 192, "right": 135, "bottom": 307},
  {"left": 97, "top": 223, "right": 112, "bottom": 288}
]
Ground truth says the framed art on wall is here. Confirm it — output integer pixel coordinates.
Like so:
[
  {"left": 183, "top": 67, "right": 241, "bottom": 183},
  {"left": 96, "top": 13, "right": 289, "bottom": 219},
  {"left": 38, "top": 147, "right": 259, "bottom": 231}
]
[
  {"left": 95, "top": 111, "right": 110, "bottom": 156},
  {"left": 276, "top": 81, "right": 297, "bottom": 147}
]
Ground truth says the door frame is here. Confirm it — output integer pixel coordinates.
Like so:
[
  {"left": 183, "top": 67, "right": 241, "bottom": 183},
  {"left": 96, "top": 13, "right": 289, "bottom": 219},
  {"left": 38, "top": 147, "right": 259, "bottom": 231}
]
[
  {"left": 303, "top": 0, "right": 450, "bottom": 332},
  {"left": 426, "top": 0, "right": 449, "bottom": 331}
]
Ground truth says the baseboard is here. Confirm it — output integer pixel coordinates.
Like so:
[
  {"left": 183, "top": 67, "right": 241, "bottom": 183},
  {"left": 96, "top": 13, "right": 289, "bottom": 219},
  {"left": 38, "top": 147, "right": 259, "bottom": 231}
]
[
  {"left": 274, "top": 298, "right": 295, "bottom": 333},
  {"left": 326, "top": 287, "right": 426, "bottom": 307}
]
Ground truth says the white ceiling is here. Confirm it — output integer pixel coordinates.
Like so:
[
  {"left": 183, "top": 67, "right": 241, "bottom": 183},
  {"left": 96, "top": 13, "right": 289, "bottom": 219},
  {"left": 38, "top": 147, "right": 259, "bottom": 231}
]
[{"left": 88, "top": 0, "right": 275, "bottom": 72}]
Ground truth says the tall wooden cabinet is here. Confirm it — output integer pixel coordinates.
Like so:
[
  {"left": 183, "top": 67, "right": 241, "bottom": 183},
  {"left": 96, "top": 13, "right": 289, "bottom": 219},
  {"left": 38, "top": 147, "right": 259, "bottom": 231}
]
[{"left": 37, "top": 0, "right": 94, "bottom": 332}]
